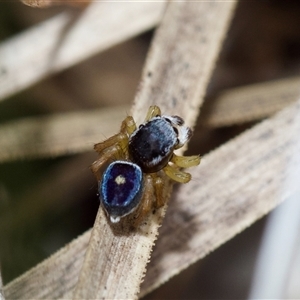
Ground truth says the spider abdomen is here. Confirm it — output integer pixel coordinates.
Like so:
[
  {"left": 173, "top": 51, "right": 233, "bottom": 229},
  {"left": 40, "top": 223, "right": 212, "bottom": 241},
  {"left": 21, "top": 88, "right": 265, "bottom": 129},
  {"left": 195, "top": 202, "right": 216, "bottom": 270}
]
[
  {"left": 100, "top": 161, "right": 143, "bottom": 223},
  {"left": 128, "top": 117, "right": 177, "bottom": 173}
]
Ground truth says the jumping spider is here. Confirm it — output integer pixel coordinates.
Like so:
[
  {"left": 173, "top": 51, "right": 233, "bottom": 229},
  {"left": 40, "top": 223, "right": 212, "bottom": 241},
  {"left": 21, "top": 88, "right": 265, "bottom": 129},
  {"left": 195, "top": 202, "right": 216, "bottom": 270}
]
[{"left": 91, "top": 106, "right": 200, "bottom": 226}]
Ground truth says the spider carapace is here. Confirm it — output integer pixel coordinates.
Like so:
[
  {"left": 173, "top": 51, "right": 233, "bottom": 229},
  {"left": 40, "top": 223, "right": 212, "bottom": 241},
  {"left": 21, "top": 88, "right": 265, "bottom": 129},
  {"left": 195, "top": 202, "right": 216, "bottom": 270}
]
[{"left": 91, "top": 106, "right": 200, "bottom": 226}]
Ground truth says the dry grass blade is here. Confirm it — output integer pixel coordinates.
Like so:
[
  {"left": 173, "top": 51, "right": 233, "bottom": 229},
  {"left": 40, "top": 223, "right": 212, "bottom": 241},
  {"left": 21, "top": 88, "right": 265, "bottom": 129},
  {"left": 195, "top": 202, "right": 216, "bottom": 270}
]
[
  {"left": 0, "top": 153, "right": 94, "bottom": 240},
  {"left": 132, "top": 2, "right": 237, "bottom": 126},
  {"left": 20, "top": 0, "right": 91, "bottom": 8},
  {"left": 2, "top": 1, "right": 300, "bottom": 299},
  {"left": 73, "top": 2, "right": 236, "bottom": 299},
  {"left": 0, "top": 106, "right": 129, "bottom": 163},
  {"left": 1, "top": 75, "right": 299, "bottom": 163},
  {"left": 3, "top": 231, "right": 90, "bottom": 300},
  {"left": 249, "top": 104, "right": 300, "bottom": 298},
  {"left": 141, "top": 98, "right": 300, "bottom": 296},
  {"left": 0, "top": 1, "right": 165, "bottom": 101},
  {"left": 4, "top": 99, "right": 300, "bottom": 299},
  {"left": 201, "top": 76, "right": 300, "bottom": 127}
]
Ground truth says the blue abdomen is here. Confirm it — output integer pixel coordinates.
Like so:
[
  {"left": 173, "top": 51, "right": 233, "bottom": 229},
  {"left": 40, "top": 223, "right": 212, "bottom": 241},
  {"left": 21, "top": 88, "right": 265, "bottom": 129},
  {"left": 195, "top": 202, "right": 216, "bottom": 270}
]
[{"left": 100, "top": 161, "right": 143, "bottom": 222}]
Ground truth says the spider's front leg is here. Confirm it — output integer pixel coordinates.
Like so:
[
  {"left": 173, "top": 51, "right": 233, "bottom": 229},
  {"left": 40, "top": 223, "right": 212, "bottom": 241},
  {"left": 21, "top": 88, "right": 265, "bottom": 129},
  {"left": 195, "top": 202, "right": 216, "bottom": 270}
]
[
  {"left": 171, "top": 153, "right": 201, "bottom": 168},
  {"left": 144, "top": 105, "right": 161, "bottom": 122},
  {"left": 162, "top": 153, "right": 201, "bottom": 183},
  {"left": 120, "top": 115, "right": 137, "bottom": 135}
]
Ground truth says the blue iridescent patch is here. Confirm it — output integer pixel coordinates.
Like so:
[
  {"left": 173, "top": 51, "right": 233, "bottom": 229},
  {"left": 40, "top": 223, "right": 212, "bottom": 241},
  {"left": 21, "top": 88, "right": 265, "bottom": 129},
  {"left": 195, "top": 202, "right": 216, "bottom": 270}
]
[{"left": 100, "top": 161, "right": 143, "bottom": 222}]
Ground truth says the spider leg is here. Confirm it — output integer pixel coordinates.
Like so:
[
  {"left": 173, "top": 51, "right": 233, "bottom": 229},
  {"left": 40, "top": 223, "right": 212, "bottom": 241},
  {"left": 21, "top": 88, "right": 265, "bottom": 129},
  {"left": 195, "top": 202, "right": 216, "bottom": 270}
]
[
  {"left": 144, "top": 105, "right": 161, "bottom": 121},
  {"left": 132, "top": 174, "right": 154, "bottom": 227},
  {"left": 94, "top": 116, "right": 136, "bottom": 155},
  {"left": 152, "top": 173, "right": 166, "bottom": 208},
  {"left": 120, "top": 116, "right": 137, "bottom": 135},
  {"left": 90, "top": 145, "right": 122, "bottom": 181},
  {"left": 170, "top": 153, "right": 201, "bottom": 168},
  {"left": 94, "top": 133, "right": 126, "bottom": 153},
  {"left": 163, "top": 164, "right": 191, "bottom": 184}
]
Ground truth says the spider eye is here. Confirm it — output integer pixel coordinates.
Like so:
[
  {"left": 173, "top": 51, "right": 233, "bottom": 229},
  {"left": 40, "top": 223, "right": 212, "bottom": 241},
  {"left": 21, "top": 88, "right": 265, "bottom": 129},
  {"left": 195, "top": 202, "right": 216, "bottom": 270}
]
[
  {"left": 173, "top": 127, "right": 179, "bottom": 136},
  {"left": 172, "top": 116, "right": 184, "bottom": 126},
  {"left": 100, "top": 161, "right": 143, "bottom": 222}
]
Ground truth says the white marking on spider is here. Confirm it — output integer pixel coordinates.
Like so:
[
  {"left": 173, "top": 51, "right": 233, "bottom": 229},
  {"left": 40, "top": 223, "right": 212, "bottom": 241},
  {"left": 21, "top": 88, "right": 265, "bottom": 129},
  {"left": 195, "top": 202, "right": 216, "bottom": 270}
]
[{"left": 115, "top": 175, "right": 126, "bottom": 185}]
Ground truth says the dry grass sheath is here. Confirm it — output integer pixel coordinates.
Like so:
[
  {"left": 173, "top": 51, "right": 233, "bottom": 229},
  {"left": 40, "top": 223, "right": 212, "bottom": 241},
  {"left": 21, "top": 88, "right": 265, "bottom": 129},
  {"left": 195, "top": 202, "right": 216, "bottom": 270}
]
[
  {"left": 73, "top": 2, "right": 236, "bottom": 299},
  {"left": 1, "top": 1, "right": 300, "bottom": 299},
  {"left": 0, "top": 2, "right": 165, "bottom": 101}
]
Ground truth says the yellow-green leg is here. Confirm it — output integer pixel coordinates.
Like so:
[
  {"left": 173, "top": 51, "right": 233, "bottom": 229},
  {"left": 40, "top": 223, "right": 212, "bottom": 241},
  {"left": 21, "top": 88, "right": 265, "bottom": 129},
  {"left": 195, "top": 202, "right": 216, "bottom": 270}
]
[
  {"left": 120, "top": 116, "right": 137, "bottom": 135},
  {"left": 163, "top": 164, "right": 192, "bottom": 183},
  {"left": 94, "top": 133, "right": 127, "bottom": 154},
  {"left": 170, "top": 153, "right": 201, "bottom": 168},
  {"left": 132, "top": 175, "right": 154, "bottom": 227},
  {"left": 90, "top": 146, "right": 121, "bottom": 181},
  {"left": 144, "top": 105, "right": 161, "bottom": 122},
  {"left": 94, "top": 115, "right": 137, "bottom": 158},
  {"left": 152, "top": 174, "right": 166, "bottom": 208}
]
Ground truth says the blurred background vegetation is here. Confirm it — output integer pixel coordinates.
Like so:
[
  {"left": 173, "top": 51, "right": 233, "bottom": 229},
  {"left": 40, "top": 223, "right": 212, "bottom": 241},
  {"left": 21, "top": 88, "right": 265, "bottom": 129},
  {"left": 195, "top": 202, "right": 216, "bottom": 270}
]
[{"left": 1, "top": 1, "right": 300, "bottom": 298}]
